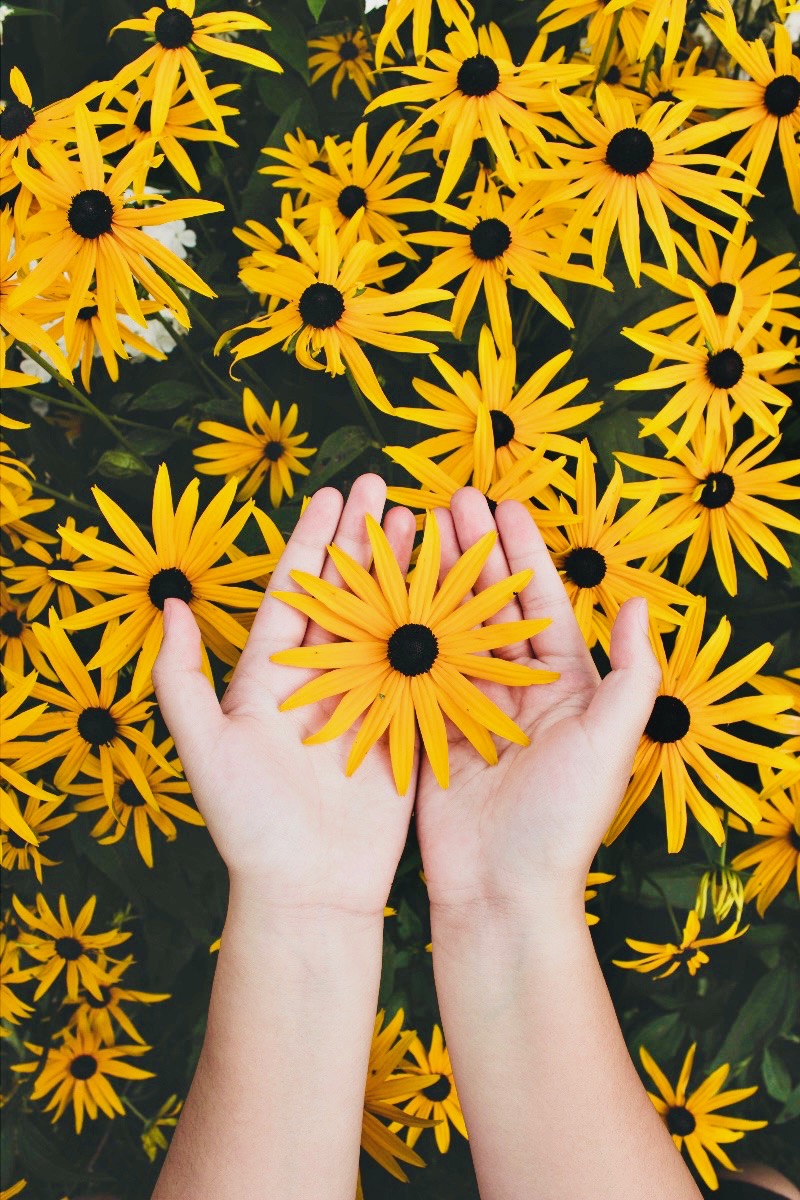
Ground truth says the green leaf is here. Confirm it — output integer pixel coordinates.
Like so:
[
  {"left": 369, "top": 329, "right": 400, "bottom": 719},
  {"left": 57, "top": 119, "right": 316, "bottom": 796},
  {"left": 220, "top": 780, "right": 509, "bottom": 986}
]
[
  {"left": 129, "top": 380, "right": 197, "bottom": 411},
  {"left": 261, "top": 2, "right": 311, "bottom": 81},
  {"left": 300, "top": 425, "right": 371, "bottom": 492},
  {"left": 711, "top": 968, "right": 800, "bottom": 1070},
  {"left": 18, "top": 1119, "right": 93, "bottom": 1189},
  {"left": 630, "top": 1011, "right": 684, "bottom": 1064},
  {"left": 96, "top": 448, "right": 150, "bottom": 478},
  {"left": 762, "top": 1045, "right": 792, "bottom": 1103},
  {"left": 591, "top": 406, "right": 645, "bottom": 479},
  {"left": 307, "top": 0, "right": 327, "bottom": 17},
  {"left": 125, "top": 428, "right": 180, "bottom": 456},
  {"left": 396, "top": 899, "right": 423, "bottom": 944},
  {"left": 776, "top": 1081, "right": 800, "bottom": 1124}
]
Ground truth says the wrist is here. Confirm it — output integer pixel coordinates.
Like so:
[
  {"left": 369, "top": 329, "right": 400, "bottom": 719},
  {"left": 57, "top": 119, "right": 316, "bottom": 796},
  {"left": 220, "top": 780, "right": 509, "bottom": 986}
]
[
  {"left": 226, "top": 871, "right": 389, "bottom": 930},
  {"left": 429, "top": 889, "right": 589, "bottom": 954}
]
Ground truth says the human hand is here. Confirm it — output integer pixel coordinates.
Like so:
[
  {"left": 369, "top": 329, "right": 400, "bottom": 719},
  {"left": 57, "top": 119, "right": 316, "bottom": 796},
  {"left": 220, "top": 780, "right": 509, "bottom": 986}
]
[
  {"left": 414, "top": 488, "right": 662, "bottom": 922},
  {"left": 152, "top": 474, "right": 418, "bottom": 919}
]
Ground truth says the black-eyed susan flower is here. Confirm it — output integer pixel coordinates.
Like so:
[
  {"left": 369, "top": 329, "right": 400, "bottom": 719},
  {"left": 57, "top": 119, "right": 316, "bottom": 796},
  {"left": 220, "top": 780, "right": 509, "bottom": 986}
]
[
  {"left": 0, "top": 931, "right": 37, "bottom": 1029},
  {"left": 731, "top": 769, "right": 799, "bottom": 916},
  {"left": 217, "top": 209, "right": 451, "bottom": 414},
  {"left": 614, "top": 908, "right": 747, "bottom": 978},
  {"left": 272, "top": 511, "right": 557, "bottom": 792},
  {"left": 259, "top": 127, "right": 324, "bottom": 202},
  {"left": 640, "top": 1042, "right": 767, "bottom": 1190},
  {"left": 70, "top": 719, "right": 204, "bottom": 869},
  {"left": 0, "top": 670, "right": 59, "bottom": 846},
  {"left": 752, "top": 671, "right": 800, "bottom": 801},
  {"left": 64, "top": 953, "right": 170, "bottom": 1045},
  {"left": 12, "top": 1023, "right": 154, "bottom": 1133},
  {"left": 604, "top": 597, "right": 791, "bottom": 853},
  {"left": 618, "top": 284, "right": 794, "bottom": 454},
  {"left": 109, "top": 0, "right": 280, "bottom": 135},
  {"left": 373, "top": 0, "right": 474, "bottom": 68},
  {"left": 390, "top": 1024, "right": 467, "bottom": 1153},
  {"left": 52, "top": 464, "right": 279, "bottom": 696},
  {"left": 577, "top": 43, "right": 650, "bottom": 112},
  {"left": 367, "top": 22, "right": 587, "bottom": 202},
  {"left": 1, "top": 209, "right": 73, "bottom": 380},
  {"left": 537, "top": 0, "right": 651, "bottom": 67},
  {"left": 10, "top": 105, "right": 223, "bottom": 342},
  {"left": 141, "top": 1094, "right": 184, "bottom": 1162},
  {"left": 0, "top": 584, "right": 54, "bottom": 678},
  {"left": 309, "top": 29, "right": 377, "bottom": 102},
  {"left": 194, "top": 389, "right": 317, "bottom": 506},
  {"left": 535, "top": 84, "right": 757, "bottom": 286},
  {"left": 5, "top": 518, "right": 104, "bottom": 618},
  {"left": 392, "top": 326, "right": 599, "bottom": 490},
  {"left": 12, "top": 893, "right": 131, "bottom": 1002},
  {"left": 617, "top": 425, "right": 800, "bottom": 596},
  {"left": 545, "top": 440, "right": 695, "bottom": 649},
  {"left": 695, "top": 865, "right": 746, "bottom": 925},
  {"left": 410, "top": 176, "right": 611, "bottom": 350},
  {"left": 0, "top": 789, "right": 74, "bottom": 883},
  {"left": 641, "top": 46, "right": 718, "bottom": 120},
  {"left": 675, "top": 10, "right": 800, "bottom": 212},
  {"left": 585, "top": 871, "right": 614, "bottom": 925}
]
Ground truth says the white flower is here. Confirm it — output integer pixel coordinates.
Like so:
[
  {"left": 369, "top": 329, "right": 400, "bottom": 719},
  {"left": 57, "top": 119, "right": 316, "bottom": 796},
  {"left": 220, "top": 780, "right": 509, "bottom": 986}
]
[
  {"left": 118, "top": 308, "right": 185, "bottom": 359},
  {"left": 786, "top": 11, "right": 800, "bottom": 42},
  {"left": 0, "top": 5, "right": 13, "bottom": 41},
  {"left": 365, "top": 0, "right": 388, "bottom": 9},
  {"left": 126, "top": 186, "right": 198, "bottom": 261}
]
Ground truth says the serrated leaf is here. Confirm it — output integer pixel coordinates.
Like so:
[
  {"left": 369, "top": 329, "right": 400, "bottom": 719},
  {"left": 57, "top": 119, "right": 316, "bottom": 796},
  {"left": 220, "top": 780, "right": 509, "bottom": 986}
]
[
  {"left": 129, "top": 380, "right": 197, "bottom": 411},
  {"left": 96, "top": 448, "right": 150, "bottom": 478}
]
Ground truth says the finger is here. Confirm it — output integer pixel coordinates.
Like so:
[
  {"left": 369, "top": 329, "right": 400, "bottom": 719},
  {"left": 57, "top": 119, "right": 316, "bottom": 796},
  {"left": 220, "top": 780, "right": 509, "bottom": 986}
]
[
  {"left": 434, "top": 505, "right": 463, "bottom": 586},
  {"left": 449, "top": 488, "right": 527, "bottom": 661},
  {"left": 153, "top": 598, "right": 226, "bottom": 773},
  {"left": 495, "top": 498, "right": 596, "bottom": 668},
  {"left": 381, "top": 504, "right": 417, "bottom": 581}
]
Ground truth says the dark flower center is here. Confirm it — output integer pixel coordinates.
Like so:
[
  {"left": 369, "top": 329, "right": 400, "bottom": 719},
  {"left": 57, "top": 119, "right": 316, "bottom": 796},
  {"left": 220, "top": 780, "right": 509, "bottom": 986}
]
[
  {"left": 134, "top": 100, "right": 153, "bottom": 132},
  {"left": 763, "top": 74, "right": 800, "bottom": 118},
  {"left": 673, "top": 945, "right": 699, "bottom": 962},
  {"left": 148, "top": 567, "right": 194, "bottom": 609},
  {"left": 0, "top": 100, "right": 36, "bottom": 141},
  {"left": 337, "top": 184, "right": 367, "bottom": 218},
  {"left": 338, "top": 38, "right": 360, "bottom": 60},
  {"left": 706, "top": 348, "right": 744, "bottom": 390},
  {"left": 264, "top": 441, "right": 284, "bottom": 462},
  {"left": 666, "top": 1105, "right": 696, "bottom": 1136},
  {"left": 604, "top": 65, "right": 621, "bottom": 84},
  {"left": 299, "top": 282, "right": 345, "bottom": 329},
  {"left": 67, "top": 189, "right": 114, "bottom": 239},
  {"left": 70, "top": 1053, "right": 98, "bottom": 1080},
  {"left": 705, "top": 281, "right": 736, "bottom": 316},
  {"left": 457, "top": 54, "right": 500, "bottom": 96},
  {"left": 564, "top": 546, "right": 606, "bottom": 588},
  {"left": 119, "top": 779, "right": 148, "bottom": 809},
  {"left": 652, "top": 89, "right": 676, "bottom": 104},
  {"left": 154, "top": 7, "right": 194, "bottom": 49},
  {"left": 645, "top": 694, "right": 691, "bottom": 743},
  {"left": 469, "top": 217, "right": 512, "bottom": 261},
  {"left": 490, "top": 409, "right": 515, "bottom": 448},
  {"left": 86, "top": 985, "right": 113, "bottom": 1009},
  {"left": 424, "top": 1075, "right": 452, "bottom": 1101},
  {"left": 49, "top": 557, "right": 71, "bottom": 571},
  {"left": 605, "top": 128, "right": 654, "bottom": 175},
  {"left": 77, "top": 706, "right": 118, "bottom": 748},
  {"left": 0, "top": 609, "right": 23, "bottom": 637},
  {"left": 77, "top": 305, "right": 98, "bottom": 322},
  {"left": 699, "top": 471, "right": 735, "bottom": 509},
  {"left": 55, "top": 935, "right": 84, "bottom": 961},
  {"left": 387, "top": 623, "right": 439, "bottom": 676}
]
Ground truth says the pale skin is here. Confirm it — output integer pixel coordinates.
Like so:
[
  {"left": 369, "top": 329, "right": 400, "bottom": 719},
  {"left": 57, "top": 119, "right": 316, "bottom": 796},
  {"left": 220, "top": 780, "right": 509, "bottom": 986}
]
[{"left": 151, "top": 472, "right": 705, "bottom": 1200}]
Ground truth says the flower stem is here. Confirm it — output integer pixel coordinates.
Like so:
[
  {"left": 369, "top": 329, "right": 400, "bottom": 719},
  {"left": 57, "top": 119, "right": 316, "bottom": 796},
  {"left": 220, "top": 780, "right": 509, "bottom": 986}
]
[
  {"left": 646, "top": 877, "right": 683, "bottom": 941},
  {"left": 592, "top": 10, "right": 623, "bottom": 99},
  {"left": 345, "top": 368, "right": 385, "bottom": 445},
  {"left": 30, "top": 479, "right": 99, "bottom": 516}
]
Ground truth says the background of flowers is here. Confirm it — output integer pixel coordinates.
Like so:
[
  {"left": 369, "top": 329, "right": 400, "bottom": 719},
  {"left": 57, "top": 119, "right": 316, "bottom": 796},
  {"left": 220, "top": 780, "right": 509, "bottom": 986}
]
[{"left": 0, "top": 0, "right": 798, "bottom": 1196}]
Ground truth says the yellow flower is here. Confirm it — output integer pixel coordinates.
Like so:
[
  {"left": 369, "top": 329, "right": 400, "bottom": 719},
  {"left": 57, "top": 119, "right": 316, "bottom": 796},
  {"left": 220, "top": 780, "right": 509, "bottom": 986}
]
[
  {"left": 641, "top": 46, "right": 719, "bottom": 118},
  {"left": 537, "top": 83, "right": 757, "bottom": 286},
  {"left": 5, "top": 517, "right": 104, "bottom": 618},
  {"left": 12, "top": 1022, "right": 154, "bottom": 1134},
  {"left": 537, "top": 0, "right": 652, "bottom": 67},
  {"left": 1, "top": 670, "right": 60, "bottom": 846},
  {"left": 731, "top": 770, "right": 800, "bottom": 916},
  {"left": 373, "top": 0, "right": 474, "bottom": 68},
  {"left": 640, "top": 1042, "right": 767, "bottom": 1191},
  {"left": 613, "top": 908, "right": 747, "bottom": 978},
  {"left": 0, "top": 931, "right": 37, "bottom": 1029},
  {"left": 389, "top": 1024, "right": 467, "bottom": 1153},
  {"left": 63, "top": 952, "right": 170, "bottom": 1046},
  {"left": 695, "top": 865, "right": 746, "bottom": 925},
  {"left": 10, "top": 105, "right": 223, "bottom": 345},
  {"left": 194, "top": 389, "right": 317, "bottom": 506},
  {"left": 577, "top": 43, "right": 651, "bottom": 112},
  {"left": 0, "top": 583, "right": 56, "bottom": 679},
  {"left": 259, "top": 127, "right": 324, "bottom": 202},
  {"left": 271, "top": 511, "right": 557, "bottom": 793},
  {"left": 12, "top": 893, "right": 131, "bottom": 1002},
  {"left": 217, "top": 208, "right": 451, "bottom": 415},
  {"left": 617, "top": 424, "right": 800, "bottom": 596},
  {"left": 109, "top": 0, "right": 280, "bottom": 134},
  {"left": 604, "top": 597, "right": 791, "bottom": 853},
  {"left": 584, "top": 871, "right": 614, "bottom": 925},
  {"left": 1, "top": 208, "right": 73, "bottom": 380},
  {"left": 308, "top": 30, "right": 376, "bottom": 103},
  {"left": 52, "top": 464, "right": 280, "bottom": 696},
  {"left": 141, "top": 1094, "right": 184, "bottom": 1162},
  {"left": 0, "top": 788, "right": 74, "bottom": 883}
]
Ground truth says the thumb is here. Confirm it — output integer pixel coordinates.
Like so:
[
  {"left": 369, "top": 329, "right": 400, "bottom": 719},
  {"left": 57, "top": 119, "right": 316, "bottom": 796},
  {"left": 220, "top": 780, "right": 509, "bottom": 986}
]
[
  {"left": 581, "top": 597, "right": 662, "bottom": 781},
  {"left": 152, "top": 598, "right": 226, "bottom": 771}
]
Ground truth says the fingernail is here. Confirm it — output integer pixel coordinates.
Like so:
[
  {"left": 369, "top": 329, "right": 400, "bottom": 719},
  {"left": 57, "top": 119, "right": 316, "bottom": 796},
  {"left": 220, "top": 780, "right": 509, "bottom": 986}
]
[{"left": 634, "top": 596, "right": 649, "bottom": 634}]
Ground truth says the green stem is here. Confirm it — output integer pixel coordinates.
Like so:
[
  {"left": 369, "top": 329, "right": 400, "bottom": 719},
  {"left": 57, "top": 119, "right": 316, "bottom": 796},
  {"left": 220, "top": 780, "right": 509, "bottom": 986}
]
[
  {"left": 122, "top": 1096, "right": 150, "bottom": 1124},
  {"left": 31, "top": 479, "right": 99, "bottom": 516},
  {"left": 345, "top": 368, "right": 385, "bottom": 445},
  {"left": 639, "top": 46, "right": 654, "bottom": 90},
  {"left": 719, "top": 809, "right": 730, "bottom": 868},
  {"left": 210, "top": 144, "right": 242, "bottom": 227},
  {"left": 646, "top": 877, "right": 683, "bottom": 941},
  {"left": 170, "top": 282, "right": 278, "bottom": 399},
  {"left": 18, "top": 386, "right": 175, "bottom": 433},
  {"left": 592, "top": 10, "right": 623, "bottom": 99}
]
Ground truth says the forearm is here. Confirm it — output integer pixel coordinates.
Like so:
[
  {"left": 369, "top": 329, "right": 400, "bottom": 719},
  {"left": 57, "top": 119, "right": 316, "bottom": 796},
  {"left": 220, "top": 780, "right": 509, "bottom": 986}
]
[
  {"left": 152, "top": 879, "right": 383, "bottom": 1200},
  {"left": 430, "top": 897, "right": 703, "bottom": 1200}
]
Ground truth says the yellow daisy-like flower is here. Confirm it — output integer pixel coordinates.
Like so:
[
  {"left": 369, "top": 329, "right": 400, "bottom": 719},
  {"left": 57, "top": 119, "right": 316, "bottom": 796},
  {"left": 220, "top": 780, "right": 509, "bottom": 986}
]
[
  {"left": 5, "top": 518, "right": 104, "bottom": 618},
  {"left": 536, "top": 83, "right": 756, "bottom": 286},
  {"left": 1, "top": 208, "right": 73, "bottom": 380},
  {"left": 537, "top": 0, "right": 652, "bottom": 67},
  {"left": 51, "top": 464, "right": 280, "bottom": 696},
  {"left": 141, "top": 1094, "right": 184, "bottom": 1162},
  {"left": 271, "top": 511, "right": 558, "bottom": 793},
  {"left": 577, "top": 43, "right": 650, "bottom": 112},
  {"left": 640, "top": 1042, "right": 767, "bottom": 1191},
  {"left": 731, "top": 769, "right": 799, "bottom": 916},
  {"left": 392, "top": 325, "right": 599, "bottom": 489},
  {"left": 217, "top": 208, "right": 451, "bottom": 415},
  {"left": 545, "top": 440, "right": 695, "bottom": 649},
  {"left": 617, "top": 424, "right": 800, "bottom": 596},
  {"left": 259, "top": 128, "right": 324, "bottom": 203},
  {"left": 0, "top": 584, "right": 55, "bottom": 679},
  {"left": 11, "top": 893, "right": 131, "bottom": 1002},
  {"left": 109, "top": 0, "right": 280, "bottom": 135},
  {"left": 0, "top": 789, "right": 74, "bottom": 883},
  {"left": 0, "top": 670, "right": 59, "bottom": 846},
  {"left": 367, "top": 22, "right": 588, "bottom": 202},
  {"left": 64, "top": 952, "right": 170, "bottom": 1046},
  {"left": 410, "top": 175, "right": 611, "bottom": 350},
  {"left": 675, "top": 11, "right": 800, "bottom": 212},
  {"left": 10, "top": 105, "right": 223, "bottom": 344},
  {"left": 640, "top": 46, "right": 718, "bottom": 119},
  {"left": 308, "top": 30, "right": 376, "bottom": 103},
  {"left": 617, "top": 283, "right": 794, "bottom": 454},
  {"left": 390, "top": 1024, "right": 467, "bottom": 1153},
  {"left": 695, "top": 865, "right": 746, "bottom": 926},
  {"left": 604, "top": 597, "right": 791, "bottom": 854},
  {"left": 194, "top": 389, "right": 317, "bottom": 506},
  {"left": 584, "top": 870, "right": 614, "bottom": 925},
  {"left": 613, "top": 908, "right": 747, "bottom": 978},
  {"left": 0, "top": 931, "right": 37, "bottom": 1029},
  {"left": 373, "top": 0, "right": 474, "bottom": 68},
  {"left": 12, "top": 1023, "right": 154, "bottom": 1134},
  {"left": 70, "top": 719, "right": 204, "bottom": 869}
]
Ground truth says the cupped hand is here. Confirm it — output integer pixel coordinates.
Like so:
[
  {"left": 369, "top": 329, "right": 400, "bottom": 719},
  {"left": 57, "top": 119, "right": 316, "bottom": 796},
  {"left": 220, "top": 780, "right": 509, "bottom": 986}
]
[
  {"left": 414, "top": 488, "right": 663, "bottom": 919},
  {"left": 152, "top": 474, "right": 418, "bottom": 918}
]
